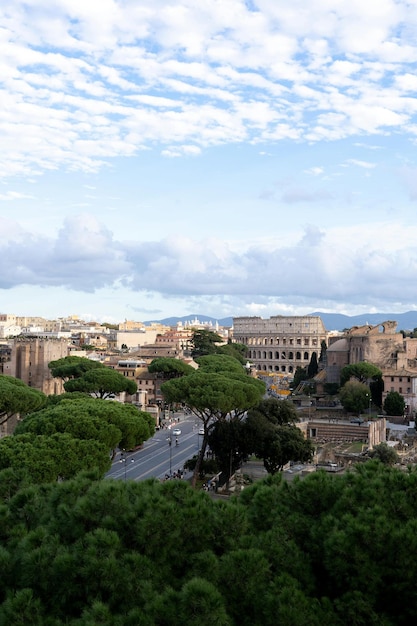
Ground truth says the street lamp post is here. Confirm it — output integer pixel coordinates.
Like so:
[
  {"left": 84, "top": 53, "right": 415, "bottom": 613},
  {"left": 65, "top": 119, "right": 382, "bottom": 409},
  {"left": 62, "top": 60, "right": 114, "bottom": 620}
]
[
  {"left": 167, "top": 433, "right": 172, "bottom": 476},
  {"left": 366, "top": 393, "right": 372, "bottom": 418},
  {"left": 120, "top": 449, "right": 134, "bottom": 480}
]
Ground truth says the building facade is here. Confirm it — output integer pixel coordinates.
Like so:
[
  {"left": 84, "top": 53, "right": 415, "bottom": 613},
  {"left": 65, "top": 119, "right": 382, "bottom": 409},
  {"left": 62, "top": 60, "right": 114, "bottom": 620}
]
[
  {"left": 233, "top": 316, "right": 328, "bottom": 375},
  {"left": 5, "top": 337, "right": 69, "bottom": 395}
]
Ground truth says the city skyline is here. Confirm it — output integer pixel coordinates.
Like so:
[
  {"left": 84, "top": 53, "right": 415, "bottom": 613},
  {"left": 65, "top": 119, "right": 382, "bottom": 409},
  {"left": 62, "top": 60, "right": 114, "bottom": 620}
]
[{"left": 2, "top": 1, "right": 417, "bottom": 323}]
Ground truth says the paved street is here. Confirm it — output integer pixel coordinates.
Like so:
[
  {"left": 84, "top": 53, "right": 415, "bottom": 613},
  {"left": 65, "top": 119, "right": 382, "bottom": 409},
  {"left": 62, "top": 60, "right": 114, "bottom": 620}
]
[{"left": 106, "top": 414, "right": 204, "bottom": 482}]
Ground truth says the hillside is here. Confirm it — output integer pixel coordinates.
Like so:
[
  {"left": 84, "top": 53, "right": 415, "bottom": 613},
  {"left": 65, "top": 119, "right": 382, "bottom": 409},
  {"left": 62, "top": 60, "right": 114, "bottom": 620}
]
[{"left": 145, "top": 311, "right": 417, "bottom": 332}]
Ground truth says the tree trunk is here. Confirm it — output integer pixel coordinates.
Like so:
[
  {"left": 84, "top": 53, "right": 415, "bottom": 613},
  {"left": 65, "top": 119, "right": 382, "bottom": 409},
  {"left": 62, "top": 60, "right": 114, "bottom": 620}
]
[{"left": 191, "top": 436, "right": 208, "bottom": 488}]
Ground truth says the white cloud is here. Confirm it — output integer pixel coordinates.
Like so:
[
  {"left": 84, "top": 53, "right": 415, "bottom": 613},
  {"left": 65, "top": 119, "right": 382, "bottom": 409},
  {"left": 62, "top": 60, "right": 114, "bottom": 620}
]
[
  {"left": 0, "top": 191, "right": 34, "bottom": 200},
  {"left": 0, "top": 1, "right": 416, "bottom": 177},
  {"left": 1, "top": 216, "right": 417, "bottom": 314},
  {"left": 1, "top": 1, "right": 417, "bottom": 321},
  {"left": 345, "top": 159, "right": 377, "bottom": 169}
]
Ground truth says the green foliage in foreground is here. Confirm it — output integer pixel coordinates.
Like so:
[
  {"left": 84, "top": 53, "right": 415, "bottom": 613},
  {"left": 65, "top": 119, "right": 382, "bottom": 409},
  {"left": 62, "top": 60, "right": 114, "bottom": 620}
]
[
  {"left": 0, "top": 375, "right": 47, "bottom": 428},
  {"left": 15, "top": 396, "right": 155, "bottom": 452},
  {"left": 0, "top": 462, "right": 417, "bottom": 624}
]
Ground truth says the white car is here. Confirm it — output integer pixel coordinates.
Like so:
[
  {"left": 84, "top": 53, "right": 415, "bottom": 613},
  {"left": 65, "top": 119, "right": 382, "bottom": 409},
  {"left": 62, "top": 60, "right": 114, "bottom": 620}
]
[
  {"left": 198, "top": 427, "right": 205, "bottom": 436},
  {"left": 172, "top": 428, "right": 181, "bottom": 436}
]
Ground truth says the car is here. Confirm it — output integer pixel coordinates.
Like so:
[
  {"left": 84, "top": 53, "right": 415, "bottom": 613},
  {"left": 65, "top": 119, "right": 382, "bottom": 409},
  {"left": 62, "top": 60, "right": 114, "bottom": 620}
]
[
  {"left": 350, "top": 418, "right": 364, "bottom": 424},
  {"left": 172, "top": 428, "right": 181, "bottom": 436},
  {"left": 198, "top": 427, "right": 204, "bottom": 436}
]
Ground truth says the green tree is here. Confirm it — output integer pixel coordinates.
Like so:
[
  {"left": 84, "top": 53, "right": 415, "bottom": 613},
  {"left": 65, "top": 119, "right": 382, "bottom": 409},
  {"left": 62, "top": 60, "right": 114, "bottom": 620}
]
[
  {"left": 260, "top": 426, "right": 314, "bottom": 474},
  {"left": 307, "top": 352, "right": 319, "bottom": 378},
  {"left": 340, "top": 362, "right": 382, "bottom": 386},
  {"left": 216, "top": 341, "right": 248, "bottom": 364},
  {"left": 48, "top": 355, "right": 104, "bottom": 381},
  {"left": 1, "top": 463, "right": 417, "bottom": 623},
  {"left": 247, "top": 398, "right": 299, "bottom": 426},
  {"left": 195, "top": 354, "right": 245, "bottom": 375},
  {"left": 161, "top": 371, "right": 265, "bottom": 486},
  {"left": 16, "top": 396, "right": 154, "bottom": 452},
  {"left": 148, "top": 357, "right": 195, "bottom": 378},
  {"left": 207, "top": 417, "right": 249, "bottom": 480},
  {"left": 292, "top": 366, "right": 307, "bottom": 391},
  {"left": 191, "top": 329, "right": 223, "bottom": 357},
  {"left": 0, "top": 433, "right": 110, "bottom": 483},
  {"left": 0, "top": 375, "right": 46, "bottom": 430},
  {"left": 318, "top": 340, "right": 327, "bottom": 365},
  {"left": 339, "top": 380, "right": 370, "bottom": 414},
  {"left": 64, "top": 368, "right": 137, "bottom": 399},
  {"left": 367, "top": 442, "right": 399, "bottom": 465},
  {"left": 383, "top": 391, "right": 406, "bottom": 416}
]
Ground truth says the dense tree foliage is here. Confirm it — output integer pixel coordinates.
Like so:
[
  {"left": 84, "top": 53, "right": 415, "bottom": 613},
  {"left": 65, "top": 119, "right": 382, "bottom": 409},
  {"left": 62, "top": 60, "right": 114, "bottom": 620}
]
[
  {"left": 195, "top": 353, "right": 246, "bottom": 374},
  {"left": 1, "top": 463, "right": 417, "bottom": 624},
  {"left": 15, "top": 396, "right": 155, "bottom": 452},
  {"left": 307, "top": 352, "right": 319, "bottom": 378},
  {"left": 292, "top": 366, "right": 307, "bottom": 389},
  {"left": 239, "top": 399, "right": 313, "bottom": 474},
  {"left": 191, "top": 329, "right": 223, "bottom": 357},
  {"left": 260, "top": 426, "right": 314, "bottom": 473},
  {"left": 48, "top": 355, "right": 104, "bottom": 381},
  {"left": 216, "top": 341, "right": 248, "bottom": 364},
  {"left": 0, "top": 432, "right": 110, "bottom": 483},
  {"left": 247, "top": 397, "right": 299, "bottom": 425},
  {"left": 340, "top": 362, "right": 382, "bottom": 386},
  {"left": 207, "top": 418, "right": 250, "bottom": 479},
  {"left": 339, "top": 380, "right": 371, "bottom": 414},
  {"left": 148, "top": 357, "right": 195, "bottom": 378},
  {"left": 318, "top": 340, "right": 327, "bottom": 365},
  {"left": 0, "top": 375, "right": 46, "bottom": 429},
  {"left": 367, "top": 442, "right": 399, "bottom": 465},
  {"left": 161, "top": 367, "right": 265, "bottom": 485},
  {"left": 383, "top": 391, "right": 406, "bottom": 416},
  {"left": 64, "top": 367, "right": 137, "bottom": 399}
]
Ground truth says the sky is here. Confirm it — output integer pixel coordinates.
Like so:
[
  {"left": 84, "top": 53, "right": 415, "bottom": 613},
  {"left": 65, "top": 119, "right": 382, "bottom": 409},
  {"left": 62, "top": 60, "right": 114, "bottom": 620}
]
[{"left": 2, "top": 0, "right": 417, "bottom": 324}]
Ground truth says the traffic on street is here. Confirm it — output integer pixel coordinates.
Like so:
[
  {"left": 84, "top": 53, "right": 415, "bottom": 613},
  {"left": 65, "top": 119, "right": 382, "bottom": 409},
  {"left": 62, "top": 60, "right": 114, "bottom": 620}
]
[{"left": 105, "top": 414, "right": 206, "bottom": 482}]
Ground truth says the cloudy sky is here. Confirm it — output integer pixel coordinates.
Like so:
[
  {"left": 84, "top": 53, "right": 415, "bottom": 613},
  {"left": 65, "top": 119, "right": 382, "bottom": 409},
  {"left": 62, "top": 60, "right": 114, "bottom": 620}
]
[{"left": 2, "top": 0, "right": 417, "bottom": 323}]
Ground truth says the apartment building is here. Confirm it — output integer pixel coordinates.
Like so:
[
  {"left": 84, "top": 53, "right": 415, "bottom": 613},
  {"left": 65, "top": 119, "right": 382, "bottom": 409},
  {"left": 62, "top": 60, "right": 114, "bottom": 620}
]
[
  {"left": 233, "top": 315, "right": 328, "bottom": 375},
  {"left": 382, "top": 368, "right": 417, "bottom": 416}
]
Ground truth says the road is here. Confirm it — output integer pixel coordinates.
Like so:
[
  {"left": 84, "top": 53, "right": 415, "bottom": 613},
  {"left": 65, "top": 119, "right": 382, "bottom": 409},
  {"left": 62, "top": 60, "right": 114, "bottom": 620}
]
[{"left": 106, "top": 414, "right": 204, "bottom": 482}]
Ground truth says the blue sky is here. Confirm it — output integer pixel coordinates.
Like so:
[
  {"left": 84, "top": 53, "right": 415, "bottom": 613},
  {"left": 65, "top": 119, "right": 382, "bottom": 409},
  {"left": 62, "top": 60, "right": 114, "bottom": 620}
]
[{"left": 1, "top": 0, "right": 417, "bottom": 323}]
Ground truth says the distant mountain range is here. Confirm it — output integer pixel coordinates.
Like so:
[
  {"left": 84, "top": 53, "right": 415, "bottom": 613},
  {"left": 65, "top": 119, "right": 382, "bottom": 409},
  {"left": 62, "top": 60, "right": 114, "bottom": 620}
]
[
  {"left": 145, "top": 312, "right": 417, "bottom": 332},
  {"left": 310, "top": 311, "right": 417, "bottom": 332}
]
